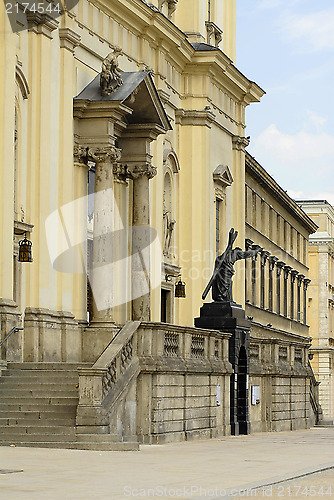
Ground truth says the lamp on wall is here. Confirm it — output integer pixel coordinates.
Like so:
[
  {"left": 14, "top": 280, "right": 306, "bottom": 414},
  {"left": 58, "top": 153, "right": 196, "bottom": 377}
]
[
  {"left": 18, "top": 233, "right": 33, "bottom": 262},
  {"left": 174, "top": 276, "right": 186, "bottom": 298},
  {"left": 165, "top": 274, "right": 186, "bottom": 298}
]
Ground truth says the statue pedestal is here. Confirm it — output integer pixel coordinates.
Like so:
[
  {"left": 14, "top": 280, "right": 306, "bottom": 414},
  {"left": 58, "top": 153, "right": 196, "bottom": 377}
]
[{"left": 195, "top": 301, "right": 251, "bottom": 436}]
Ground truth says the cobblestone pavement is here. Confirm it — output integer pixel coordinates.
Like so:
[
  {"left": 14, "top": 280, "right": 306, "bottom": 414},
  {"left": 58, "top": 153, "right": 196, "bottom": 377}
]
[{"left": 0, "top": 427, "right": 333, "bottom": 500}]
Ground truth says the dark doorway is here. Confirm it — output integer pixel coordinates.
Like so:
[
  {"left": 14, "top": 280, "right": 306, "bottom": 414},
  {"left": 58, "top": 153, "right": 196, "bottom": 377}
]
[
  {"left": 161, "top": 289, "right": 169, "bottom": 323},
  {"left": 237, "top": 346, "right": 249, "bottom": 435}
]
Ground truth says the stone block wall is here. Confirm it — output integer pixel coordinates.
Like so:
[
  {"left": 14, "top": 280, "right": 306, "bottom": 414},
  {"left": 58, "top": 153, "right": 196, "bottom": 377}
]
[
  {"left": 77, "top": 321, "right": 312, "bottom": 443},
  {"left": 146, "top": 373, "right": 226, "bottom": 443},
  {"left": 248, "top": 325, "right": 311, "bottom": 433},
  {"left": 136, "top": 324, "right": 232, "bottom": 444}
]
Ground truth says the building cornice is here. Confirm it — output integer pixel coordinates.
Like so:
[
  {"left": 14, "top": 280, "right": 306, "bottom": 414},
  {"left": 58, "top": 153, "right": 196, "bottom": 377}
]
[
  {"left": 297, "top": 200, "right": 334, "bottom": 224},
  {"left": 88, "top": 0, "right": 264, "bottom": 106},
  {"left": 246, "top": 152, "right": 318, "bottom": 235}
]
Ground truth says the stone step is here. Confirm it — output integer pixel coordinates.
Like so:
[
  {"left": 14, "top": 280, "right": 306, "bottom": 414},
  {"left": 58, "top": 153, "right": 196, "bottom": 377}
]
[
  {"left": 0, "top": 397, "right": 78, "bottom": 404},
  {"left": 0, "top": 403, "right": 77, "bottom": 412},
  {"left": 0, "top": 408, "right": 75, "bottom": 418},
  {"left": 0, "top": 441, "right": 139, "bottom": 451},
  {"left": 3, "top": 372, "right": 79, "bottom": 379},
  {"left": 76, "top": 434, "right": 123, "bottom": 443},
  {"left": 0, "top": 433, "right": 77, "bottom": 443},
  {"left": 0, "top": 417, "right": 76, "bottom": 426},
  {"left": 7, "top": 363, "right": 90, "bottom": 370},
  {"left": 0, "top": 425, "right": 76, "bottom": 435},
  {"left": 0, "top": 377, "right": 78, "bottom": 392},
  {"left": 0, "top": 389, "right": 78, "bottom": 397}
]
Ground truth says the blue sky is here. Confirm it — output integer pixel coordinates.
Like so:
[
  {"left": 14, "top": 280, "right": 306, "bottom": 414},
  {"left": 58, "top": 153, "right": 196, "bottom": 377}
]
[{"left": 236, "top": 0, "right": 334, "bottom": 205}]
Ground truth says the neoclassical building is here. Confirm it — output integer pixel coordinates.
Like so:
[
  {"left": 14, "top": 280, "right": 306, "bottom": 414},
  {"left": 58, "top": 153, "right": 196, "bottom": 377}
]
[
  {"left": 297, "top": 200, "right": 334, "bottom": 423},
  {"left": 0, "top": 0, "right": 318, "bottom": 448}
]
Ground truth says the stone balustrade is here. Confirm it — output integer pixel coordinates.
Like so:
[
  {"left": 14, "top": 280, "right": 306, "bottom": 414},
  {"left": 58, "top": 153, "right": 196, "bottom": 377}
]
[{"left": 76, "top": 321, "right": 232, "bottom": 441}]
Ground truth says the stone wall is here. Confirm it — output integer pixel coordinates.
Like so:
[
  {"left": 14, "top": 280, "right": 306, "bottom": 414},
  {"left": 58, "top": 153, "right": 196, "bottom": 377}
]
[
  {"left": 77, "top": 322, "right": 233, "bottom": 443},
  {"left": 248, "top": 325, "right": 311, "bottom": 433}
]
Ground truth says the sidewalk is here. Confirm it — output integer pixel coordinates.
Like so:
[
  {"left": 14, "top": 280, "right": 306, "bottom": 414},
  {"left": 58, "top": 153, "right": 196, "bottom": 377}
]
[{"left": 0, "top": 427, "right": 333, "bottom": 499}]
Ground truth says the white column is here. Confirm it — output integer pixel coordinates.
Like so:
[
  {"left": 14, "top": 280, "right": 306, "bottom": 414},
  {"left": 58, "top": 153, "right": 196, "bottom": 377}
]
[
  {"left": 88, "top": 146, "right": 121, "bottom": 326},
  {"left": 127, "top": 164, "right": 157, "bottom": 321}
]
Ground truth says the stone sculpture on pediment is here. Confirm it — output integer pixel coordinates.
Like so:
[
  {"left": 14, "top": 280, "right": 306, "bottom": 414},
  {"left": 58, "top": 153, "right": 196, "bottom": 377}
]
[{"left": 100, "top": 47, "right": 123, "bottom": 96}]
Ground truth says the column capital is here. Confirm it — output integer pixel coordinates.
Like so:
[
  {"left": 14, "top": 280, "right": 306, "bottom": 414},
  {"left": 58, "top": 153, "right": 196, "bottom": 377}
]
[
  {"left": 276, "top": 261, "right": 285, "bottom": 276},
  {"left": 232, "top": 135, "right": 250, "bottom": 151},
  {"left": 283, "top": 265, "right": 292, "bottom": 279},
  {"left": 113, "top": 164, "right": 127, "bottom": 183},
  {"left": 251, "top": 244, "right": 262, "bottom": 261},
  {"left": 87, "top": 145, "right": 122, "bottom": 164},
  {"left": 291, "top": 270, "right": 299, "bottom": 283},
  {"left": 245, "top": 238, "right": 254, "bottom": 250},
  {"left": 269, "top": 255, "right": 279, "bottom": 271},
  {"left": 260, "top": 250, "right": 270, "bottom": 267},
  {"left": 73, "top": 145, "right": 88, "bottom": 164},
  {"left": 297, "top": 274, "right": 305, "bottom": 287},
  {"left": 126, "top": 164, "right": 157, "bottom": 180},
  {"left": 303, "top": 278, "right": 311, "bottom": 291}
]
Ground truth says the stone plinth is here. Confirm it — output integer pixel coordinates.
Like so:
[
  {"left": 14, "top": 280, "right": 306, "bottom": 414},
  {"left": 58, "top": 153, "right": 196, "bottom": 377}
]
[{"left": 195, "top": 301, "right": 251, "bottom": 436}]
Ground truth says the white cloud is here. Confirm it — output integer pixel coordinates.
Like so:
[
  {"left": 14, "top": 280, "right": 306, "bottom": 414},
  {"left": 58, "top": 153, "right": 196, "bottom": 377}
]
[
  {"left": 251, "top": 120, "right": 334, "bottom": 202},
  {"left": 254, "top": 124, "right": 334, "bottom": 163},
  {"left": 305, "top": 110, "right": 328, "bottom": 133},
  {"left": 257, "top": 0, "right": 301, "bottom": 10},
  {"left": 280, "top": 7, "right": 334, "bottom": 52},
  {"left": 254, "top": 123, "right": 334, "bottom": 163}
]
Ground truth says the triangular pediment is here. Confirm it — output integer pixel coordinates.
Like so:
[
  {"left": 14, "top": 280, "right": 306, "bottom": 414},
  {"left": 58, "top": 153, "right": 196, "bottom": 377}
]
[
  {"left": 213, "top": 165, "right": 233, "bottom": 187},
  {"left": 74, "top": 71, "right": 171, "bottom": 131}
]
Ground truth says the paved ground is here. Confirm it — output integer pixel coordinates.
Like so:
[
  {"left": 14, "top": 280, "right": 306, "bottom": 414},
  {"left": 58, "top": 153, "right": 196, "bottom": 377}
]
[{"left": 0, "top": 427, "right": 333, "bottom": 500}]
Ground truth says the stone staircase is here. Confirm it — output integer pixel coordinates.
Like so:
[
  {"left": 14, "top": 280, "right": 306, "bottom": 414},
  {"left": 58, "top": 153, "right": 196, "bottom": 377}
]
[{"left": 0, "top": 362, "right": 138, "bottom": 451}]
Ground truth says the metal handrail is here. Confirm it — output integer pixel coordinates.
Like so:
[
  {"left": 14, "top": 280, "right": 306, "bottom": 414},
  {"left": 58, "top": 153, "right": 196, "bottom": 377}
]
[{"left": 0, "top": 327, "right": 23, "bottom": 347}]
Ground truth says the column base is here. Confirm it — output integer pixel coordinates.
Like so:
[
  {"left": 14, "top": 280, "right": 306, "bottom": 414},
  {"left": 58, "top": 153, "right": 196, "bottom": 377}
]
[
  {"left": 23, "top": 308, "right": 82, "bottom": 362},
  {"left": 0, "top": 299, "right": 22, "bottom": 361}
]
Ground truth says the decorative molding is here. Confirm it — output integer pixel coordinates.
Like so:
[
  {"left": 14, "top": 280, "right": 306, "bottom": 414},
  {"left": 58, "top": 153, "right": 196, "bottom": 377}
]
[
  {"left": 205, "top": 21, "right": 223, "bottom": 47},
  {"left": 14, "top": 220, "right": 34, "bottom": 235},
  {"left": 15, "top": 66, "right": 30, "bottom": 99},
  {"left": 59, "top": 28, "right": 81, "bottom": 52},
  {"left": 26, "top": 13, "right": 59, "bottom": 38},
  {"left": 126, "top": 164, "right": 157, "bottom": 180},
  {"left": 163, "top": 148, "right": 180, "bottom": 172},
  {"left": 175, "top": 109, "right": 215, "bottom": 128},
  {"left": 86, "top": 146, "right": 122, "bottom": 164},
  {"left": 232, "top": 135, "right": 250, "bottom": 151},
  {"left": 213, "top": 164, "right": 233, "bottom": 188},
  {"left": 158, "top": 0, "right": 178, "bottom": 18}
]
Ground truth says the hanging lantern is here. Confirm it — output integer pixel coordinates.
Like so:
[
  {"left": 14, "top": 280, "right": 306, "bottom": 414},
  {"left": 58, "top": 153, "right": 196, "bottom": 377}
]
[
  {"left": 18, "top": 233, "right": 33, "bottom": 262},
  {"left": 175, "top": 277, "right": 186, "bottom": 298}
]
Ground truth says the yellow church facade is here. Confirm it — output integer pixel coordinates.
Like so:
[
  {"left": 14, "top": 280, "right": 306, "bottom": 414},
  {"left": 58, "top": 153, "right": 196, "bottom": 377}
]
[{"left": 0, "top": 0, "right": 319, "bottom": 446}]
